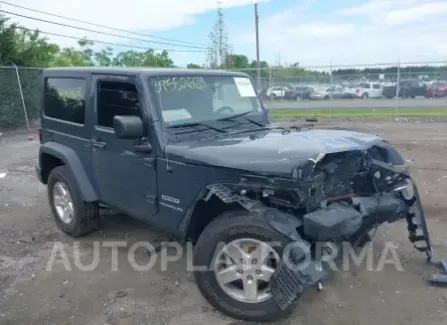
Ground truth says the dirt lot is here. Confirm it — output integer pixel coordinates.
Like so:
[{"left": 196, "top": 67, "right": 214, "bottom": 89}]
[{"left": 1, "top": 120, "right": 447, "bottom": 325}]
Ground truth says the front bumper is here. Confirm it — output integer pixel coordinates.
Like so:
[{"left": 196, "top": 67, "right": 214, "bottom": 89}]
[
  {"left": 302, "top": 192, "right": 408, "bottom": 241},
  {"left": 269, "top": 171, "right": 433, "bottom": 310}
]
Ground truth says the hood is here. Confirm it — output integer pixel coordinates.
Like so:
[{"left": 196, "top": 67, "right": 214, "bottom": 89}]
[{"left": 167, "top": 128, "right": 383, "bottom": 177}]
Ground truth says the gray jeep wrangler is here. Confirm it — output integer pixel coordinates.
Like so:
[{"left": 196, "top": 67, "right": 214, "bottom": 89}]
[{"left": 36, "top": 67, "right": 432, "bottom": 322}]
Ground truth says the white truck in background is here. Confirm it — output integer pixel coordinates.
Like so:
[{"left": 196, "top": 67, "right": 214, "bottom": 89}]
[{"left": 344, "top": 82, "right": 383, "bottom": 99}]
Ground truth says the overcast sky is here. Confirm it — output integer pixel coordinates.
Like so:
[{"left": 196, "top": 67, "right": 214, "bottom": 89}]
[{"left": 2, "top": 0, "right": 446, "bottom": 67}]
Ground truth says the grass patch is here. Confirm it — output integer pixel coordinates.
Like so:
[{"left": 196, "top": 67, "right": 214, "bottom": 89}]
[{"left": 270, "top": 107, "right": 447, "bottom": 118}]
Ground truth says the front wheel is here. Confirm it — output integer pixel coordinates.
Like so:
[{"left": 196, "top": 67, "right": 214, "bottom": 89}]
[{"left": 193, "top": 210, "right": 295, "bottom": 322}]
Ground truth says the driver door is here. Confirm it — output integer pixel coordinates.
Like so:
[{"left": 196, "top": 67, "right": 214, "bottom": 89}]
[{"left": 90, "top": 75, "right": 158, "bottom": 220}]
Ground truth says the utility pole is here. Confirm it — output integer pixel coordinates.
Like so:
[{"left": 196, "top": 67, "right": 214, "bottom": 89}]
[
  {"left": 254, "top": 2, "right": 261, "bottom": 90},
  {"left": 217, "top": 0, "right": 223, "bottom": 67}
]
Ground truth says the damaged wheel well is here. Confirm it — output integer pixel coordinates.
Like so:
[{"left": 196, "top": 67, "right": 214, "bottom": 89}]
[{"left": 186, "top": 195, "right": 242, "bottom": 243}]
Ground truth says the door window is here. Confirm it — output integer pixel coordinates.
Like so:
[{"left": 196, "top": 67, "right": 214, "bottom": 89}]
[{"left": 96, "top": 81, "right": 142, "bottom": 128}]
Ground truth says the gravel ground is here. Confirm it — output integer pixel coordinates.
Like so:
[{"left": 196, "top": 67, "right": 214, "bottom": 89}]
[{"left": 1, "top": 120, "right": 447, "bottom": 325}]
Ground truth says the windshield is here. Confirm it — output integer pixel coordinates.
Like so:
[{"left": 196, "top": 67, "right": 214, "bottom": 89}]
[{"left": 148, "top": 75, "right": 264, "bottom": 126}]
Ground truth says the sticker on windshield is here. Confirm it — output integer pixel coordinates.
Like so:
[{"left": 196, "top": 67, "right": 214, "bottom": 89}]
[
  {"left": 233, "top": 77, "right": 256, "bottom": 97},
  {"left": 162, "top": 108, "right": 192, "bottom": 122}
]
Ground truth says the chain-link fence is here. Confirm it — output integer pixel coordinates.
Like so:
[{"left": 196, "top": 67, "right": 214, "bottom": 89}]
[
  {"left": 226, "top": 61, "right": 447, "bottom": 111},
  {"left": 1, "top": 62, "right": 447, "bottom": 135},
  {"left": 0, "top": 66, "right": 42, "bottom": 134}
]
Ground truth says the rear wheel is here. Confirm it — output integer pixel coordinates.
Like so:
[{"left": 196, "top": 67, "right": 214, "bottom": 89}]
[
  {"left": 269, "top": 94, "right": 276, "bottom": 100},
  {"left": 48, "top": 166, "right": 99, "bottom": 237},
  {"left": 193, "top": 210, "right": 295, "bottom": 322},
  {"left": 362, "top": 93, "right": 369, "bottom": 99}
]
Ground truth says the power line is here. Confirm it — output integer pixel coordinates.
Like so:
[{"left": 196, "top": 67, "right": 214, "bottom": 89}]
[
  {"left": 0, "top": 9, "right": 209, "bottom": 50},
  {"left": 0, "top": 0, "right": 208, "bottom": 47},
  {"left": 7, "top": 25, "right": 208, "bottom": 53}
]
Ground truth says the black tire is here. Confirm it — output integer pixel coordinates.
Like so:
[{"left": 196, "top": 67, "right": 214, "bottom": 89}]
[
  {"left": 362, "top": 93, "right": 369, "bottom": 99},
  {"left": 324, "top": 95, "right": 329, "bottom": 100},
  {"left": 47, "top": 166, "right": 99, "bottom": 237},
  {"left": 269, "top": 94, "right": 276, "bottom": 100},
  {"left": 193, "top": 210, "right": 295, "bottom": 322}
]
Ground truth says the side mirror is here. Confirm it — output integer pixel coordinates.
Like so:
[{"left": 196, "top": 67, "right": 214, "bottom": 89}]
[{"left": 113, "top": 115, "right": 144, "bottom": 139}]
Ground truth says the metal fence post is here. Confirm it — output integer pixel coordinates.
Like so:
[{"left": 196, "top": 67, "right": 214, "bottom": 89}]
[
  {"left": 395, "top": 58, "right": 400, "bottom": 119},
  {"left": 12, "top": 63, "right": 30, "bottom": 129},
  {"left": 268, "top": 67, "right": 272, "bottom": 101},
  {"left": 330, "top": 59, "right": 333, "bottom": 88},
  {"left": 329, "top": 60, "right": 333, "bottom": 120}
]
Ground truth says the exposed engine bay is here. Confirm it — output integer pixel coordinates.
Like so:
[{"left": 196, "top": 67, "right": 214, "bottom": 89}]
[
  {"left": 204, "top": 140, "right": 438, "bottom": 310},
  {"left": 220, "top": 142, "right": 423, "bottom": 247}
]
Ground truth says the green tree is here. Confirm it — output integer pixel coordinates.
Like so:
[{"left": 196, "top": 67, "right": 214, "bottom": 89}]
[
  {"left": 226, "top": 54, "right": 249, "bottom": 69},
  {"left": 112, "top": 49, "right": 174, "bottom": 67},
  {"left": 0, "top": 15, "right": 17, "bottom": 65},
  {"left": 14, "top": 29, "right": 60, "bottom": 66},
  {"left": 51, "top": 39, "right": 95, "bottom": 67},
  {"left": 0, "top": 14, "right": 59, "bottom": 67},
  {"left": 94, "top": 47, "right": 114, "bottom": 67},
  {"left": 187, "top": 63, "right": 203, "bottom": 69},
  {"left": 0, "top": 14, "right": 60, "bottom": 130}
]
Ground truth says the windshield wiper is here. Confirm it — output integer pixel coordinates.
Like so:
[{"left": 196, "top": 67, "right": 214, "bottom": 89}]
[
  {"left": 225, "top": 125, "right": 285, "bottom": 136},
  {"left": 218, "top": 111, "right": 266, "bottom": 127},
  {"left": 168, "top": 121, "right": 226, "bottom": 133}
]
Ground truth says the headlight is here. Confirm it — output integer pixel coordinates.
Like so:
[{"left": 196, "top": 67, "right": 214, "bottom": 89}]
[
  {"left": 394, "top": 178, "right": 414, "bottom": 200},
  {"left": 401, "top": 179, "right": 415, "bottom": 200}
]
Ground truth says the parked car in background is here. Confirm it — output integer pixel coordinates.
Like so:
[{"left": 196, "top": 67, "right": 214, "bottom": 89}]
[
  {"left": 284, "top": 86, "right": 313, "bottom": 100},
  {"left": 310, "top": 86, "right": 349, "bottom": 100},
  {"left": 346, "top": 82, "right": 383, "bottom": 99},
  {"left": 265, "top": 86, "right": 289, "bottom": 100},
  {"left": 426, "top": 83, "right": 447, "bottom": 98},
  {"left": 382, "top": 80, "right": 427, "bottom": 98},
  {"left": 309, "top": 86, "right": 328, "bottom": 100}
]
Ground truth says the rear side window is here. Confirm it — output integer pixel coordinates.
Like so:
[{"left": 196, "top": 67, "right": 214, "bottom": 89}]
[
  {"left": 372, "top": 84, "right": 381, "bottom": 89},
  {"left": 96, "top": 81, "right": 141, "bottom": 128},
  {"left": 44, "top": 78, "right": 86, "bottom": 124}
]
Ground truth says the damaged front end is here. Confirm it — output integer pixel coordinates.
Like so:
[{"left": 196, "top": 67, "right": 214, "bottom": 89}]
[
  {"left": 299, "top": 144, "right": 431, "bottom": 256},
  {"left": 270, "top": 142, "right": 433, "bottom": 309},
  {"left": 206, "top": 139, "right": 434, "bottom": 310}
]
